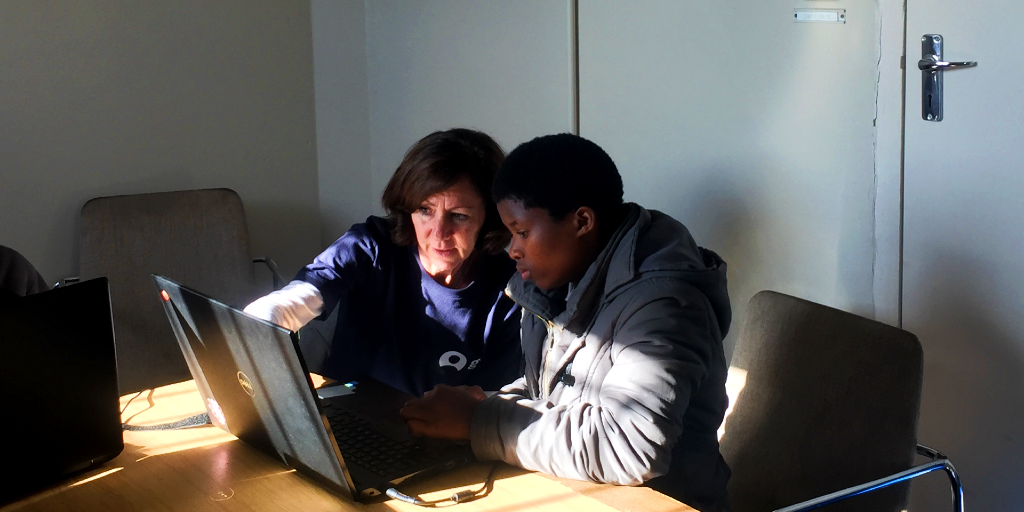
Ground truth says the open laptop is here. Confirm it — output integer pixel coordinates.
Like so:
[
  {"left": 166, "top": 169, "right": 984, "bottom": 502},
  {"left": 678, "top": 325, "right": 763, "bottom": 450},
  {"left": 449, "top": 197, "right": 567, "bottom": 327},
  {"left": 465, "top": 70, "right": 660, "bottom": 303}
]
[
  {"left": 152, "top": 274, "right": 473, "bottom": 501},
  {"left": 0, "top": 278, "right": 123, "bottom": 503}
]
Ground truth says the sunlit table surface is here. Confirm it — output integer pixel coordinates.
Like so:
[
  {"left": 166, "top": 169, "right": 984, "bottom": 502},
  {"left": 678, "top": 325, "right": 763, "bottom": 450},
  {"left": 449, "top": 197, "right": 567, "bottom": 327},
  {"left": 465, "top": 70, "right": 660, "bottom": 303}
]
[{"left": 2, "top": 377, "right": 695, "bottom": 512}]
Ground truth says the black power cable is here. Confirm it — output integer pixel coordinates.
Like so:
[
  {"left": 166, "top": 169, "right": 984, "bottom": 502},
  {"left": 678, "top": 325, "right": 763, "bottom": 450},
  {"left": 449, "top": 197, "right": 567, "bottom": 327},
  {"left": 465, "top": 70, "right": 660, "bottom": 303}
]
[{"left": 386, "top": 462, "right": 500, "bottom": 506}]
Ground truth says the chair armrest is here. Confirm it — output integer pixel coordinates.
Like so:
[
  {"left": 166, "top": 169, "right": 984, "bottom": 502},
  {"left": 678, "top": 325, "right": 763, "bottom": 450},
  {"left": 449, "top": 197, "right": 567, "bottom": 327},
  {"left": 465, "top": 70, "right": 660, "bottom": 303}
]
[
  {"left": 773, "top": 444, "right": 963, "bottom": 512},
  {"left": 252, "top": 257, "right": 285, "bottom": 290}
]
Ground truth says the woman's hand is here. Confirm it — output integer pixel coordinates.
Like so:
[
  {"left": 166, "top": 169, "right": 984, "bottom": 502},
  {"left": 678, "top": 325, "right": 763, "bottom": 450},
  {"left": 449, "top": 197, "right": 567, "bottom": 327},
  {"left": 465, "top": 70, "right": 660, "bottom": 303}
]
[{"left": 399, "top": 384, "right": 486, "bottom": 440}]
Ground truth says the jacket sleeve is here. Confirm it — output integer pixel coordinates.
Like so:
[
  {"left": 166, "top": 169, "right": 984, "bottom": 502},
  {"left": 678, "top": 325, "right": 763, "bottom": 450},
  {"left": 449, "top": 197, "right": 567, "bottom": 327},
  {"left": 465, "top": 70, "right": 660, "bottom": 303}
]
[
  {"left": 498, "top": 375, "right": 530, "bottom": 397},
  {"left": 293, "top": 222, "right": 380, "bottom": 321},
  {"left": 469, "top": 289, "right": 715, "bottom": 485}
]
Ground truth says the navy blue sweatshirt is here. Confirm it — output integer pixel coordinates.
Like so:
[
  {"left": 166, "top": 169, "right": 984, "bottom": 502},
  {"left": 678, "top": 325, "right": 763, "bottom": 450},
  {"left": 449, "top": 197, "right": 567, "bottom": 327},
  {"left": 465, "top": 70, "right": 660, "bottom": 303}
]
[{"left": 295, "top": 216, "right": 522, "bottom": 397}]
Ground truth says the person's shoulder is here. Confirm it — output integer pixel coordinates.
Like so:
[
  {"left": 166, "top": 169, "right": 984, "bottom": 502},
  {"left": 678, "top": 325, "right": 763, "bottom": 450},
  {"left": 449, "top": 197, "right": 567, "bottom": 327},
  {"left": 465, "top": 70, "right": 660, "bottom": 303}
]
[
  {"left": 333, "top": 216, "right": 400, "bottom": 253},
  {"left": 615, "top": 208, "right": 731, "bottom": 336},
  {"left": 638, "top": 207, "right": 693, "bottom": 240},
  {"left": 310, "top": 216, "right": 402, "bottom": 269},
  {"left": 346, "top": 216, "right": 392, "bottom": 243}
]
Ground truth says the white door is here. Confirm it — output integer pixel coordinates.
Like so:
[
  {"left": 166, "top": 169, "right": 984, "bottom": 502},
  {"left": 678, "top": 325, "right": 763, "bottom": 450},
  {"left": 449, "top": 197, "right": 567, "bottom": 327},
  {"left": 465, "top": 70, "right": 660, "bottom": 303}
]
[{"left": 903, "top": 3, "right": 1024, "bottom": 511}]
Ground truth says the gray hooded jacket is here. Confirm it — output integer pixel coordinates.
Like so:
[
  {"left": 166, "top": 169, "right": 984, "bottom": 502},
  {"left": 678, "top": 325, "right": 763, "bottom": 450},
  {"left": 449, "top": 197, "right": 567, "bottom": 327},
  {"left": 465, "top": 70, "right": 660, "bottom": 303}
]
[{"left": 469, "top": 204, "right": 731, "bottom": 512}]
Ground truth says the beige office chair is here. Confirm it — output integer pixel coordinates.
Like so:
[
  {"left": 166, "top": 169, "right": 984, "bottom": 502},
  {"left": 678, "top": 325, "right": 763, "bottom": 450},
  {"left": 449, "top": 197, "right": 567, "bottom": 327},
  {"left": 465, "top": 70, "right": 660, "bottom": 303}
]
[
  {"left": 77, "top": 188, "right": 283, "bottom": 394},
  {"left": 719, "top": 291, "right": 962, "bottom": 512}
]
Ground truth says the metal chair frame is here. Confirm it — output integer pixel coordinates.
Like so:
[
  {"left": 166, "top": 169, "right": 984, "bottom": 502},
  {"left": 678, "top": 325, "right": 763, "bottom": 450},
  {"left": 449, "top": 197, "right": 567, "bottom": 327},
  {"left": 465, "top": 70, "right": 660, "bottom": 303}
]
[{"left": 774, "top": 444, "right": 964, "bottom": 512}]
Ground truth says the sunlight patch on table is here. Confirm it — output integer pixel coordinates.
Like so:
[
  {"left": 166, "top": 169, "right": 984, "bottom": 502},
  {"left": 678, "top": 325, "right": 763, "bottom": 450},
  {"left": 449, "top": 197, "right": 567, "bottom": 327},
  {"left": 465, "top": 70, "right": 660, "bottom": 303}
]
[
  {"left": 126, "top": 427, "right": 235, "bottom": 457},
  {"left": 70, "top": 467, "right": 123, "bottom": 487}
]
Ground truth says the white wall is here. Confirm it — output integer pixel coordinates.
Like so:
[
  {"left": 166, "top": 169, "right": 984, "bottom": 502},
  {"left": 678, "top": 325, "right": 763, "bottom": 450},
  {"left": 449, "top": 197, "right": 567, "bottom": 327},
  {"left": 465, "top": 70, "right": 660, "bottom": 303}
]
[
  {"left": 311, "top": 0, "right": 372, "bottom": 245},
  {"left": 579, "top": 0, "right": 881, "bottom": 356},
  {"left": 0, "top": 1, "right": 321, "bottom": 282},
  {"left": 364, "top": 0, "right": 574, "bottom": 204},
  {"left": 320, "top": 0, "right": 888, "bottom": 359}
]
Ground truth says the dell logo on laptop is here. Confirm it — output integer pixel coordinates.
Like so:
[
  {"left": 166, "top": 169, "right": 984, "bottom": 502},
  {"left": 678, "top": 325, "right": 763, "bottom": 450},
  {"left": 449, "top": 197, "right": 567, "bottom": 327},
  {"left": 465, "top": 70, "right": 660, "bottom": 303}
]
[{"left": 237, "top": 371, "right": 255, "bottom": 397}]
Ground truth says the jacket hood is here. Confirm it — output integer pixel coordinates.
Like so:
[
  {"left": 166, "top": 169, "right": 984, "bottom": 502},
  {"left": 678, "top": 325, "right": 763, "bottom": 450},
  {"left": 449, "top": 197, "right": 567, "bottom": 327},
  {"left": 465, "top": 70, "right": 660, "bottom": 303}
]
[{"left": 508, "top": 203, "right": 731, "bottom": 338}]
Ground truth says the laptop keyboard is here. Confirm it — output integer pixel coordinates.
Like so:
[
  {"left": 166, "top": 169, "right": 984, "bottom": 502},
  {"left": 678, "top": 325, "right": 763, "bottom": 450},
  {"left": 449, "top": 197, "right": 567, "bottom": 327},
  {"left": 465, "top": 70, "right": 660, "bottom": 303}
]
[{"left": 323, "top": 404, "right": 430, "bottom": 478}]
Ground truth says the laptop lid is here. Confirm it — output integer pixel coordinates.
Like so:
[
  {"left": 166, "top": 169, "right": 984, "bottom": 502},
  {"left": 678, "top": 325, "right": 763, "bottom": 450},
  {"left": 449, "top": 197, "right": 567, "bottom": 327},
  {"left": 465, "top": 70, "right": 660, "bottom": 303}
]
[
  {"left": 152, "top": 274, "right": 355, "bottom": 499},
  {"left": 0, "top": 278, "right": 123, "bottom": 502}
]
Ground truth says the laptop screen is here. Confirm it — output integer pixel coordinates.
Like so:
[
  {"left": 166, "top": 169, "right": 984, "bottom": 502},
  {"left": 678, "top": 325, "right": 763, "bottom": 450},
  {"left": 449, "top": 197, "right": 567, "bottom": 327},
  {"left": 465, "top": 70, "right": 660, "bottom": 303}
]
[
  {"left": 0, "top": 278, "right": 123, "bottom": 500},
  {"left": 153, "top": 275, "right": 353, "bottom": 497}
]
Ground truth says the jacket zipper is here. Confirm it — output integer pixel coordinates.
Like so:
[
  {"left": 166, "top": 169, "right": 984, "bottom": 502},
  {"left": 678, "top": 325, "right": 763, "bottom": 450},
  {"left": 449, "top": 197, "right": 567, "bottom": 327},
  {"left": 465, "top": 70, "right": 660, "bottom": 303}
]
[{"left": 505, "top": 287, "right": 559, "bottom": 399}]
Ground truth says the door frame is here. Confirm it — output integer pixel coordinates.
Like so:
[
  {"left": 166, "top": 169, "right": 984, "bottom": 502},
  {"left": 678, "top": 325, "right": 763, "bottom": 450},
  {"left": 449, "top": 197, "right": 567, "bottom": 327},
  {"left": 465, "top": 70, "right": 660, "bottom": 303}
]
[{"left": 874, "top": 0, "right": 908, "bottom": 327}]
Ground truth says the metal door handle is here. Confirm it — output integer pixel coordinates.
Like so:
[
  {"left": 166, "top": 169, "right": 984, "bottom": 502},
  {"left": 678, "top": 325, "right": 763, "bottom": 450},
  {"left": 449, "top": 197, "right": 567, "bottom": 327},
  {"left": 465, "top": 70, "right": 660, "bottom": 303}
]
[
  {"left": 920, "top": 34, "right": 978, "bottom": 122},
  {"left": 918, "top": 56, "right": 977, "bottom": 71}
]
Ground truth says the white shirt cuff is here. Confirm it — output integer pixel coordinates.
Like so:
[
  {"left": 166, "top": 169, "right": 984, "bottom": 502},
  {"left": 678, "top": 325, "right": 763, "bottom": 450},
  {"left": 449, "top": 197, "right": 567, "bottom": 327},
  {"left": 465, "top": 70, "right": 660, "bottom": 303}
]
[{"left": 242, "top": 280, "right": 324, "bottom": 332}]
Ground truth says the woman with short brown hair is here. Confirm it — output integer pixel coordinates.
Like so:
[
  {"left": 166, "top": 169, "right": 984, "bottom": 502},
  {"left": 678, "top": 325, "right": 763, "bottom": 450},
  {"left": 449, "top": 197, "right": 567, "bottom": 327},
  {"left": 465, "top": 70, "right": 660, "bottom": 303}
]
[{"left": 245, "top": 129, "right": 521, "bottom": 396}]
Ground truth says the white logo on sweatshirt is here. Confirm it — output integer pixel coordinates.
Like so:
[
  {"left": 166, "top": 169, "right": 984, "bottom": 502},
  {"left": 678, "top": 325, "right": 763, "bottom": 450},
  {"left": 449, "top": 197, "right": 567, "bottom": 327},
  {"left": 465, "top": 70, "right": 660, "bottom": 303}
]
[{"left": 439, "top": 350, "right": 467, "bottom": 371}]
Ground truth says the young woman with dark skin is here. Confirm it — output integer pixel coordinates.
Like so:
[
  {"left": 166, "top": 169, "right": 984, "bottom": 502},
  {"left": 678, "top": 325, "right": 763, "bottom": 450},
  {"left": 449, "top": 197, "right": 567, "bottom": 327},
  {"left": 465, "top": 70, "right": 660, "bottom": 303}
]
[{"left": 400, "top": 134, "right": 732, "bottom": 512}]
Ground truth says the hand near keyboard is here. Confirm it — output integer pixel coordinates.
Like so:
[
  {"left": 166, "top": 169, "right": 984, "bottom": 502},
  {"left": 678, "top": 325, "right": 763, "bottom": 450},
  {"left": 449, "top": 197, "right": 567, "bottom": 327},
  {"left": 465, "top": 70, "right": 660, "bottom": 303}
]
[{"left": 400, "top": 384, "right": 486, "bottom": 440}]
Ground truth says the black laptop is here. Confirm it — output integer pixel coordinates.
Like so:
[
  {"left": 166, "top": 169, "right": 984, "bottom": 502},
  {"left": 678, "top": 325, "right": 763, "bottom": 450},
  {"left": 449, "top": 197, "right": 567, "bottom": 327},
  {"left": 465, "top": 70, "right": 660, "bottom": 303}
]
[
  {"left": 0, "top": 278, "right": 123, "bottom": 503},
  {"left": 152, "top": 275, "right": 473, "bottom": 501}
]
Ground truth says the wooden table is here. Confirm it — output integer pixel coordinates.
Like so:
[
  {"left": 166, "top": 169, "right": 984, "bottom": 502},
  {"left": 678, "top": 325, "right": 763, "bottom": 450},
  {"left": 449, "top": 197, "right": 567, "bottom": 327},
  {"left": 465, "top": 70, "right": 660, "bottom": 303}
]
[{"left": 3, "top": 379, "right": 695, "bottom": 512}]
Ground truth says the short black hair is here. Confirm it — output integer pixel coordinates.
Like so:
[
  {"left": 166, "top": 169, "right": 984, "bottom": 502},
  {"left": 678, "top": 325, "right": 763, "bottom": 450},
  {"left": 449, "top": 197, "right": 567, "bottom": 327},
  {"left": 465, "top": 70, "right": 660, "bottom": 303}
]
[{"left": 493, "top": 133, "right": 624, "bottom": 221}]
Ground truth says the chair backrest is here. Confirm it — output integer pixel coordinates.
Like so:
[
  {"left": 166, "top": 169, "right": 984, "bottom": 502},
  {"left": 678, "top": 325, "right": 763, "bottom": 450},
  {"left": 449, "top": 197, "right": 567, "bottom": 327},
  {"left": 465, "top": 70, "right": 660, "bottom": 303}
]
[
  {"left": 0, "top": 245, "right": 49, "bottom": 296},
  {"left": 79, "top": 188, "right": 262, "bottom": 393},
  {"left": 719, "top": 291, "right": 923, "bottom": 512}
]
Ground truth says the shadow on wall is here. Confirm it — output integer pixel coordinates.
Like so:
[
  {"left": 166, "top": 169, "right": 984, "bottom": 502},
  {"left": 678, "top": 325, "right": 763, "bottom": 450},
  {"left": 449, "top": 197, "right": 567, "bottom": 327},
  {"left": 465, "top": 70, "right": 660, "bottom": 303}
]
[
  {"left": 664, "top": 166, "right": 762, "bottom": 361},
  {"left": 652, "top": 158, "right": 876, "bottom": 362},
  {"left": 908, "top": 249, "right": 1024, "bottom": 512},
  {"left": 243, "top": 201, "right": 323, "bottom": 279}
]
